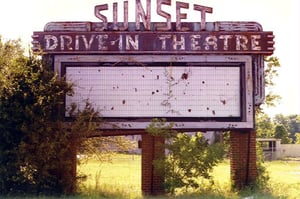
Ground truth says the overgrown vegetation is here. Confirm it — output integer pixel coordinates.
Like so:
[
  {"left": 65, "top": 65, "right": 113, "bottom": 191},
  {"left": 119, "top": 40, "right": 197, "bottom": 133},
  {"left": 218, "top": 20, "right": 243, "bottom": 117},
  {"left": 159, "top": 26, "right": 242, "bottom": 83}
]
[
  {"left": 0, "top": 37, "right": 100, "bottom": 196},
  {"left": 0, "top": 34, "right": 296, "bottom": 198},
  {"left": 76, "top": 154, "right": 300, "bottom": 199},
  {"left": 146, "top": 118, "right": 225, "bottom": 195},
  {"left": 255, "top": 144, "right": 270, "bottom": 190}
]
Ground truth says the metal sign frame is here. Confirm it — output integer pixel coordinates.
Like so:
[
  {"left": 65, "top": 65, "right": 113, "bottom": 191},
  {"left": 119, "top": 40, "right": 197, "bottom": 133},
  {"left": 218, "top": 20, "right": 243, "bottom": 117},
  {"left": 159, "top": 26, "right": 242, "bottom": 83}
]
[
  {"left": 55, "top": 54, "right": 254, "bottom": 131},
  {"left": 33, "top": 31, "right": 274, "bottom": 55}
]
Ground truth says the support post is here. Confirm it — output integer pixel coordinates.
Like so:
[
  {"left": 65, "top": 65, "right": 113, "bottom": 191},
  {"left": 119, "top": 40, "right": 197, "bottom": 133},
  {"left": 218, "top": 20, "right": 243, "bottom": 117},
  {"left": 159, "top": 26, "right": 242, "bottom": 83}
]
[
  {"left": 230, "top": 130, "right": 257, "bottom": 189},
  {"left": 141, "top": 134, "right": 165, "bottom": 195},
  {"left": 62, "top": 136, "right": 78, "bottom": 194}
]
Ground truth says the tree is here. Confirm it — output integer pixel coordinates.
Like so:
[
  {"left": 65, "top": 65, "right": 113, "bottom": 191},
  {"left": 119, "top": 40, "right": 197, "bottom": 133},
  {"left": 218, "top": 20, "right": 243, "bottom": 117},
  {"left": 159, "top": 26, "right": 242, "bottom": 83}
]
[
  {"left": 262, "top": 56, "right": 281, "bottom": 109},
  {"left": 273, "top": 114, "right": 300, "bottom": 143},
  {"left": 287, "top": 115, "right": 300, "bottom": 142},
  {"left": 255, "top": 56, "right": 281, "bottom": 137},
  {"left": 295, "top": 133, "right": 300, "bottom": 144},
  {"left": 0, "top": 37, "right": 99, "bottom": 195},
  {"left": 0, "top": 37, "right": 36, "bottom": 194},
  {"left": 273, "top": 114, "right": 288, "bottom": 129},
  {"left": 256, "top": 112, "right": 275, "bottom": 138},
  {"left": 0, "top": 36, "right": 24, "bottom": 70},
  {"left": 0, "top": 44, "right": 72, "bottom": 194},
  {"left": 274, "top": 124, "right": 292, "bottom": 144}
]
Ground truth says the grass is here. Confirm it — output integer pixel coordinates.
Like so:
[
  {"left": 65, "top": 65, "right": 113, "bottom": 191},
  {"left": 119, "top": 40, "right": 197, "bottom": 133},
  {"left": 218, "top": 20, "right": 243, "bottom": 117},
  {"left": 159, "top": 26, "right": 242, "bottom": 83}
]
[
  {"left": 77, "top": 154, "right": 300, "bottom": 199},
  {"left": 4, "top": 155, "right": 298, "bottom": 198},
  {"left": 78, "top": 154, "right": 141, "bottom": 198},
  {"left": 264, "top": 159, "right": 300, "bottom": 199}
]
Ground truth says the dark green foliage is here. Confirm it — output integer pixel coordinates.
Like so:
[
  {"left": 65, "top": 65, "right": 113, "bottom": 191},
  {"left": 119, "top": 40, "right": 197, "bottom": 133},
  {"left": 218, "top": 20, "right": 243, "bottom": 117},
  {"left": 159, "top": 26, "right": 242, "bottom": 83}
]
[
  {"left": 273, "top": 114, "right": 300, "bottom": 143},
  {"left": 0, "top": 37, "right": 84, "bottom": 195},
  {"left": 256, "top": 113, "right": 274, "bottom": 138},
  {"left": 256, "top": 113, "right": 300, "bottom": 143},
  {"left": 295, "top": 133, "right": 300, "bottom": 144},
  {"left": 274, "top": 124, "right": 292, "bottom": 144},
  {"left": 255, "top": 144, "right": 270, "bottom": 190},
  {"left": 146, "top": 119, "right": 225, "bottom": 195}
]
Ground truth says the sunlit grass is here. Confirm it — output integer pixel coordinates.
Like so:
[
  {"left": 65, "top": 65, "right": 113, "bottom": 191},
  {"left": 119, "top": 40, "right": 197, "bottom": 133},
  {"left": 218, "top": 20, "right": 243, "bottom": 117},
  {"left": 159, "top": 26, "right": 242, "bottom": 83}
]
[
  {"left": 265, "top": 160, "right": 300, "bottom": 199},
  {"left": 77, "top": 154, "right": 300, "bottom": 199},
  {"left": 77, "top": 154, "right": 142, "bottom": 198}
]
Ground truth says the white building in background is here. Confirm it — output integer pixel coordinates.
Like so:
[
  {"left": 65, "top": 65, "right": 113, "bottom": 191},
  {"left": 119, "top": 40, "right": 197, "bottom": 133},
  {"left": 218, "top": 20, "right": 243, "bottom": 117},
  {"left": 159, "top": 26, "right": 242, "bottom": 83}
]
[{"left": 257, "top": 138, "right": 300, "bottom": 160}]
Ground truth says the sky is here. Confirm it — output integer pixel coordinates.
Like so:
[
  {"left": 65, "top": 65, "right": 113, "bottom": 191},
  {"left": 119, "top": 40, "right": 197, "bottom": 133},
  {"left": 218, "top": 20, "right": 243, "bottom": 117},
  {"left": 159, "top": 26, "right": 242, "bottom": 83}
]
[{"left": 0, "top": 0, "right": 299, "bottom": 117}]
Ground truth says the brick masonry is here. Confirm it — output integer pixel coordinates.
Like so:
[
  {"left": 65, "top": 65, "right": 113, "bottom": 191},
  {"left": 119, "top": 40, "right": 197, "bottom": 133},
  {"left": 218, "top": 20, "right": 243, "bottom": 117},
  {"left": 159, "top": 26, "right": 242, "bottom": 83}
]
[
  {"left": 141, "top": 134, "right": 165, "bottom": 195},
  {"left": 140, "top": 131, "right": 257, "bottom": 194},
  {"left": 230, "top": 130, "right": 257, "bottom": 189}
]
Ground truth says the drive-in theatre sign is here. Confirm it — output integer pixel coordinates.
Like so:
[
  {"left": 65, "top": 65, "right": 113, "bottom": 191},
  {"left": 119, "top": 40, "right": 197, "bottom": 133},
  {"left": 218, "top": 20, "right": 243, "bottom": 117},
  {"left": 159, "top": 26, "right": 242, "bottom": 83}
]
[{"left": 32, "top": 0, "right": 274, "bottom": 131}]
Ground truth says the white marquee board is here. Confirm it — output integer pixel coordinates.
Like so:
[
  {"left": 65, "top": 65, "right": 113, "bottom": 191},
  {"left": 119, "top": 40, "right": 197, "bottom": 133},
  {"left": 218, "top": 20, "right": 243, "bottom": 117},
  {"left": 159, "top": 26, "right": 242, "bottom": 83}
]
[
  {"left": 66, "top": 66, "right": 240, "bottom": 117},
  {"left": 55, "top": 55, "right": 253, "bottom": 130}
]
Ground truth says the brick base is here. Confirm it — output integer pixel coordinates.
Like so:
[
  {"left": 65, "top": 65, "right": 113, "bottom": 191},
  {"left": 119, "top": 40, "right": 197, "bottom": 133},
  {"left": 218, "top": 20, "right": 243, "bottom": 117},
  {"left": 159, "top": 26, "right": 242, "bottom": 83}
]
[
  {"left": 230, "top": 130, "right": 257, "bottom": 189},
  {"left": 141, "top": 134, "right": 165, "bottom": 195}
]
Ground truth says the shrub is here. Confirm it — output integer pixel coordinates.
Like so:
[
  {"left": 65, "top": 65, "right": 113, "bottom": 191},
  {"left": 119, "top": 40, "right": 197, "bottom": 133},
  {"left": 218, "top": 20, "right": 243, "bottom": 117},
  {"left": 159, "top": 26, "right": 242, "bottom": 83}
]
[
  {"left": 0, "top": 38, "right": 99, "bottom": 195},
  {"left": 146, "top": 119, "right": 225, "bottom": 195}
]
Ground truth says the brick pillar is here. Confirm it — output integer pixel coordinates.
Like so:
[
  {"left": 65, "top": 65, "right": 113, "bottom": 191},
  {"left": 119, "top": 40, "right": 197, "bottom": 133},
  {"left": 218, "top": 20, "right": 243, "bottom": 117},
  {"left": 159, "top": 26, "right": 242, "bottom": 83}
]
[
  {"left": 230, "top": 130, "right": 257, "bottom": 189},
  {"left": 69, "top": 137, "right": 78, "bottom": 193},
  {"left": 141, "top": 134, "right": 165, "bottom": 195},
  {"left": 62, "top": 136, "right": 77, "bottom": 194}
]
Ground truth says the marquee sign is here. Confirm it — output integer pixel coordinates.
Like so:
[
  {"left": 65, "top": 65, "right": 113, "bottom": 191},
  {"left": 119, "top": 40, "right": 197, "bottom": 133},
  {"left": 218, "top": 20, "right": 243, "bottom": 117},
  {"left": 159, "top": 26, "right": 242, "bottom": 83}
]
[
  {"left": 56, "top": 54, "right": 253, "bottom": 130},
  {"left": 32, "top": 0, "right": 275, "bottom": 131},
  {"left": 32, "top": 31, "right": 274, "bottom": 55}
]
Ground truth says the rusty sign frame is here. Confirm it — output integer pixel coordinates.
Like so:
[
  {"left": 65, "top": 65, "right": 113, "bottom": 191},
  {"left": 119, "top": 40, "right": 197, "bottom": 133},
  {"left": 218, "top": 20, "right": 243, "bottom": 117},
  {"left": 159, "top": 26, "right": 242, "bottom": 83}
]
[
  {"left": 54, "top": 54, "right": 254, "bottom": 131},
  {"left": 32, "top": 20, "right": 275, "bottom": 131},
  {"left": 32, "top": 21, "right": 274, "bottom": 108},
  {"left": 33, "top": 31, "right": 274, "bottom": 55}
]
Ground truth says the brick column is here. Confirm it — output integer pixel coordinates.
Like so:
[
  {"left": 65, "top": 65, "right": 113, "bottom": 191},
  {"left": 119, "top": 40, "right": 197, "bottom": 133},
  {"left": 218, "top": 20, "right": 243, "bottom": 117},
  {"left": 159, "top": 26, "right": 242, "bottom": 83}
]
[
  {"left": 141, "top": 134, "right": 165, "bottom": 195},
  {"left": 230, "top": 130, "right": 257, "bottom": 189},
  {"left": 61, "top": 136, "right": 77, "bottom": 194}
]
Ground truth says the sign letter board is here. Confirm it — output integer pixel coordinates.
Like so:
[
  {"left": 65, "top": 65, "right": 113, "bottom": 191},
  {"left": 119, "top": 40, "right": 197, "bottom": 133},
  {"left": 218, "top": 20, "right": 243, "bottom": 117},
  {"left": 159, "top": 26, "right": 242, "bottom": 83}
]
[
  {"left": 33, "top": 21, "right": 275, "bottom": 131},
  {"left": 33, "top": 31, "right": 274, "bottom": 55},
  {"left": 55, "top": 55, "right": 253, "bottom": 131}
]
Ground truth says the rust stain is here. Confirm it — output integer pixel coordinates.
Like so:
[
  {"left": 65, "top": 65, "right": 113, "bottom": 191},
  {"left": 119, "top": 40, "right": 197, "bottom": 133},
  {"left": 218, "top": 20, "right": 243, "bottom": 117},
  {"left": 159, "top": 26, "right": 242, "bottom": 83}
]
[{"left": 181, "top": 73, "right": 188, "bottom": 80}]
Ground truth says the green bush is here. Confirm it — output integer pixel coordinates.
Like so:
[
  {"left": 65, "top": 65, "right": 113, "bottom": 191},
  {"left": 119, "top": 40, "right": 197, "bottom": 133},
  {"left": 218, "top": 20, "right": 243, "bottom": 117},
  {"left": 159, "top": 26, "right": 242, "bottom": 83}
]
[
  {"left": 255, "top": 143, "right": 270, "bottom": 191},
  {"left": 0, "top": 38, "right": 98, "bottom": 195},
  {"left": 146, "top": 119, "right": 225, "bottom": 195},
  {"left": 0, "top": 47, "right": 72, "bottom": 195}
]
